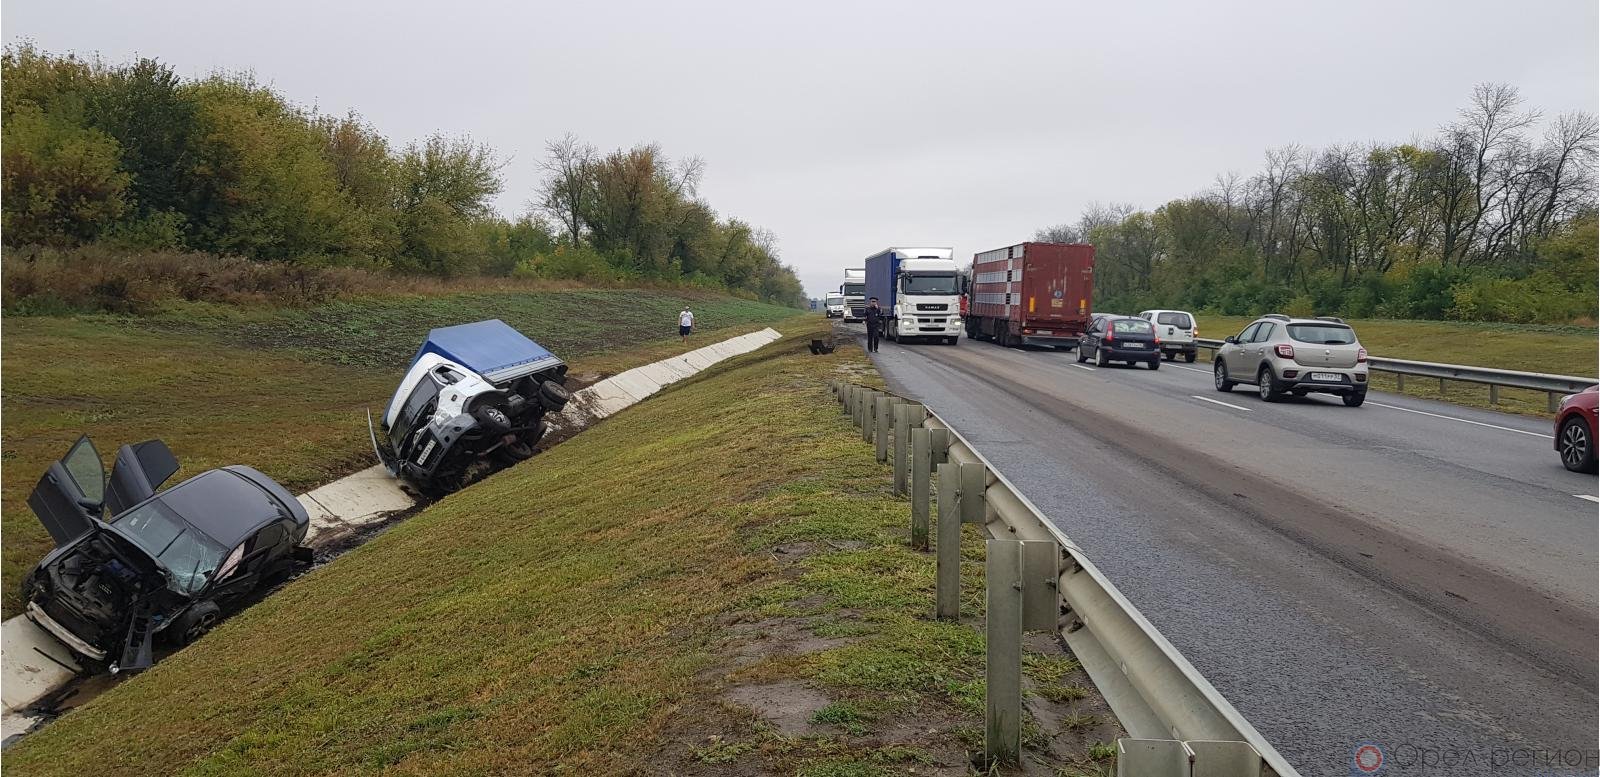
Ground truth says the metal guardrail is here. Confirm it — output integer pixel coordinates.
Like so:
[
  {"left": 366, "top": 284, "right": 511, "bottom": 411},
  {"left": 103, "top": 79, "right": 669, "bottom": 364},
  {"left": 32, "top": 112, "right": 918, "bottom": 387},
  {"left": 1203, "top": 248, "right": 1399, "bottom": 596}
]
[
  {"left": 1193, "top": 338, "right": 1597, "bottom": 410},
  {"left": 832, "top": 381, "right": 1299, "bottom": 777}
]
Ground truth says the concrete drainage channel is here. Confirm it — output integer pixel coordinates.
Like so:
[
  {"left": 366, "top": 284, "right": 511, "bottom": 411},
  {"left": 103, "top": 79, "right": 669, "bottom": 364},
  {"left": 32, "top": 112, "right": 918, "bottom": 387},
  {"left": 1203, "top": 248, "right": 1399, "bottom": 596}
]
[{"left": 0, "top": 327, "right": 785, "bottom": 746}]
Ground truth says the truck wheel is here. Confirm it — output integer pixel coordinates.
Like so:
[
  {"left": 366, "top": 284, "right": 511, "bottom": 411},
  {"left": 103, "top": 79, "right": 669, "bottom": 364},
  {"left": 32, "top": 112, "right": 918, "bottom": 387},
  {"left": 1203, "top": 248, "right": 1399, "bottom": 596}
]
[
  {"left": 947, "top": 336, "right": 959, "bottom": 346},
  {"left": 539, "top": 381, "right": 571, "bottom": 412},
  {"left": 1185, "top": 351, "right": 1197, "bottom": 363}
]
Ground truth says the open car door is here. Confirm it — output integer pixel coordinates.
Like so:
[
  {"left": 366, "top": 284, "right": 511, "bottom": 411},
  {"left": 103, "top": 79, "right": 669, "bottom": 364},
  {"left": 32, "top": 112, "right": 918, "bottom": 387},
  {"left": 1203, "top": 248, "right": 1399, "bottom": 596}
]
[
  {"left": 28, "top": 435, "right": 106, "bottom": 547},
  {"left": 105, "top": 440, "right": 179, "bottom": 516}
]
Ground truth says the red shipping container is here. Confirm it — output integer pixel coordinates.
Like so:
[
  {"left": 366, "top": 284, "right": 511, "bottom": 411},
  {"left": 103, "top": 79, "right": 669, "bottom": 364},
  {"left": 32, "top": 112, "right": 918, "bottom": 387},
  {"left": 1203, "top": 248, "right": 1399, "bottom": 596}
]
[{"left": 967, "top": 242, "right": 1094, "bottom": 348}]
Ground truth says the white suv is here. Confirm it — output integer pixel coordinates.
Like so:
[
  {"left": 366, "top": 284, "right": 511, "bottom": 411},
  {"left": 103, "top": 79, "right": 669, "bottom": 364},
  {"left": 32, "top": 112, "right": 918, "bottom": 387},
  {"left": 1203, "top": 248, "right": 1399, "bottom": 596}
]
[{"left": 1139, "top": 309, "right": 1198, "bottom": 362}]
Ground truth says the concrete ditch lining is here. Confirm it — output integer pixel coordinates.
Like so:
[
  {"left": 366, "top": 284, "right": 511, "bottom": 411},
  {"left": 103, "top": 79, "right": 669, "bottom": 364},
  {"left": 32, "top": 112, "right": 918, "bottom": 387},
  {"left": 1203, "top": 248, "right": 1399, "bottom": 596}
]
[{"left": 0, "top": 326, "right": 784, "bottom": 742}]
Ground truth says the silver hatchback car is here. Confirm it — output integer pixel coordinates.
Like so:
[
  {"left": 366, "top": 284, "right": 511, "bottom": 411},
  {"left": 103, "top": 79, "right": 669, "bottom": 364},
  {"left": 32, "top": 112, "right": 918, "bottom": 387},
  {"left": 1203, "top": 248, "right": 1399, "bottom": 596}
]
[{"left": 1213, "top": 315, "right": 1369, "bottom": 406}]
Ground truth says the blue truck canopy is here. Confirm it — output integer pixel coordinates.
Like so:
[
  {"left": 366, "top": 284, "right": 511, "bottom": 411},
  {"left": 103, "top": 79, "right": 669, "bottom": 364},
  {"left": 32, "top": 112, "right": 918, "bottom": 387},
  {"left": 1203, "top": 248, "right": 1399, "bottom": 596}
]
[{"left": 410, "top": 319, "right": 565, "bottom": 385}]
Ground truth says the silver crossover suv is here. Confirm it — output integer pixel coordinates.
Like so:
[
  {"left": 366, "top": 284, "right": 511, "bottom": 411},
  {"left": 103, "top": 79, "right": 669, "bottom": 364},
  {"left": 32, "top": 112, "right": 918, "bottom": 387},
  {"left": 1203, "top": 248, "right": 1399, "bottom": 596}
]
[{"left": 1213, "top": 315, "right": 1369, "bottom": 406}]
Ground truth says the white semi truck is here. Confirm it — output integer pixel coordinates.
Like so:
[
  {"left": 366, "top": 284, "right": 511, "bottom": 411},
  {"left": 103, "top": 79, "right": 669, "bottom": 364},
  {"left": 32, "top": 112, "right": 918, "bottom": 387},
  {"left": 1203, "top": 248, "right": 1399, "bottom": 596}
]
[
  {"left": 864, "top": 247, "right": 963, "bottom": 344},
  {"left": 841, "top": 268, "right": 866, "bottom": 322}
]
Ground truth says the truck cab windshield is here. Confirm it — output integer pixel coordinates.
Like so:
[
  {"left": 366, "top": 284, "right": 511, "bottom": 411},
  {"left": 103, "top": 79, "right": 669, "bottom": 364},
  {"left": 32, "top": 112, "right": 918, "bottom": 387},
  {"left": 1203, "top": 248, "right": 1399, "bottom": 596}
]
[
  {"left": 842, "top": 283, "right": 865, "bottom": 296},
  {"left": 901, "top": 273, "right": 958, "bottom": 295}
]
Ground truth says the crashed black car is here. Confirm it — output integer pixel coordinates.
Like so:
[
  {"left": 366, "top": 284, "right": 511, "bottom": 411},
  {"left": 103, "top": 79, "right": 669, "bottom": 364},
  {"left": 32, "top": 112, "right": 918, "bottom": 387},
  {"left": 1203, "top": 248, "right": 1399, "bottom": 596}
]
[
  {"left": 372, "top": 319, "right": 571, "bottom": 495},
  {"left": 21, "top": 435, "right": 310, "bottom": 673}
]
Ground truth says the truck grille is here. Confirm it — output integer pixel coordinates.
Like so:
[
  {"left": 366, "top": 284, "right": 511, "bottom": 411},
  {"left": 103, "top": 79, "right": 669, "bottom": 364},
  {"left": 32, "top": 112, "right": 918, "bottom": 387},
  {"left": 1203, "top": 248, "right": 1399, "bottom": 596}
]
[
  {"left": 915, "top": 303, "right": 949, "bottom": 312},
  {"left": 848, "top": 306, "right": 865, "bottom": 318}
]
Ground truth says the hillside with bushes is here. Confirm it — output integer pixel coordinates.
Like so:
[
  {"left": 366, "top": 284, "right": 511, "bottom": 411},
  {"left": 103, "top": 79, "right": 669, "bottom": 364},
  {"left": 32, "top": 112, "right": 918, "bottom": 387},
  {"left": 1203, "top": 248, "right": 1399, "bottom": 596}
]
[
  {"left": 0, "top": 44, "right": 804, "bottom": 305},
  {"left": 1038, "top": 84, "right": 1598, "bottom": 324}
]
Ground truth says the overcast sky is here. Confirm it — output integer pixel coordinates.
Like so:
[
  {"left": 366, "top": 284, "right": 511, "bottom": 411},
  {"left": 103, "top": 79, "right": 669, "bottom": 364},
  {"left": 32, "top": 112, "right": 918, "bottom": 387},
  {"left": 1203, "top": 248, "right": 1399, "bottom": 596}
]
[{"left": 6, "top": 0, "right": 1596, "bottom": 298}]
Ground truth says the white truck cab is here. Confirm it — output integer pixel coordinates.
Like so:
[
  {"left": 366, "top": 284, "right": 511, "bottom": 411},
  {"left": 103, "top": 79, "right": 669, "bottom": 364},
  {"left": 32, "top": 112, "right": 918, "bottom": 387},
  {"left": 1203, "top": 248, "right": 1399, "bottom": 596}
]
[{"left": 824, "top": 292, "right": 845, "bottom": 318}]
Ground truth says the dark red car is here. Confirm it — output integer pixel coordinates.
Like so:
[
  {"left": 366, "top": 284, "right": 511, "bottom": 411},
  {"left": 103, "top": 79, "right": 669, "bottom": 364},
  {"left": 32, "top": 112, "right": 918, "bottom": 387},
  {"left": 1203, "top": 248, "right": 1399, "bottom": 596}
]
[{"left": 1555, "top": 385, "right": 1598, "bottom": 473}]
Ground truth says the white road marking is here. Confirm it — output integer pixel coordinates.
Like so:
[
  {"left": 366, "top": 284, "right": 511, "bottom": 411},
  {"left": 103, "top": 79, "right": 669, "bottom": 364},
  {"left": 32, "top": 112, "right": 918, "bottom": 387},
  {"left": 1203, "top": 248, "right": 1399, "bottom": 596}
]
[
  {"left": 1191, "top": 395, "right": 1254, "bottom": 412},
  {"left": 1366, "top": 401, "right": 1552, "bottom": 439},
  {"left": 1072, "top": 364, "right": 1096, "bottom": 371},
  {"left": 1575, "top": 495, "right": 1599, "bottom": 504},
  {"left": 1171, "top": 364, "right": 1209, "bottom": 373}
]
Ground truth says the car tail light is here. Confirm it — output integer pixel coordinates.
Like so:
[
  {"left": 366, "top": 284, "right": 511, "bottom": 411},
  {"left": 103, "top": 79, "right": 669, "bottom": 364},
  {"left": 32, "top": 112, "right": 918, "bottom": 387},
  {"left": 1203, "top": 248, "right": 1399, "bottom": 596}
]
[
  {"left": 1154, "top": 337, "right": 1162, "bottom": 345},
  {"left": 1104, "top": 329, "right": 1114, "bottom": 342},
  {"left": 1275, "top": 343, "right": 1294, "bottom": 358},
  {"left": 1357, "top": 347, "right": 1367, "bottom": 363}
]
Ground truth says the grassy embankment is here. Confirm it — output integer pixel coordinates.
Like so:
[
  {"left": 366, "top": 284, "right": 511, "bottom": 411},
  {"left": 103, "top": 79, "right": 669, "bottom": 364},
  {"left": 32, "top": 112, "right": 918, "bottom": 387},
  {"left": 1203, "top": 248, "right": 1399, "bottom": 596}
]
[
  {"left": 1, "top": 289, "right": 799, "bottom": 617},
  {"left": 1194, "top": 315, "right": 1597, "bottom": 416},
  {"left": 7, "top": 322, "right": 1119, "bottom": 776}
]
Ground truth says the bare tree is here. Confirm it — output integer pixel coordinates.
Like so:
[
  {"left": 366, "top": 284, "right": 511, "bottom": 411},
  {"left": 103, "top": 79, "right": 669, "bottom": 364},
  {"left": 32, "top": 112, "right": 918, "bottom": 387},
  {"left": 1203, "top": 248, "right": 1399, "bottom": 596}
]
[
  {"left": 537, "top": 133, "right": 596, "bottom": 246},
  {"left": 1034, "top": 223, "right": 1084, "bottom": 243}
]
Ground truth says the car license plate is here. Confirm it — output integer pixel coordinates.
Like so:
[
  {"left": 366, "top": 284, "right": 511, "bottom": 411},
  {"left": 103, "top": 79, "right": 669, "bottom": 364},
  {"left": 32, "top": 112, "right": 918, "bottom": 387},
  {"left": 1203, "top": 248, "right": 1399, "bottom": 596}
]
[
  {"left": 1036, "top": 330, "right": 1052, "bottom": 336},
  {"left": 1310, "top": 372, "right": 1342, "bottom": 382},
  {"left": 1123, "top": 342, "right": 1143, "bottom": 348}
]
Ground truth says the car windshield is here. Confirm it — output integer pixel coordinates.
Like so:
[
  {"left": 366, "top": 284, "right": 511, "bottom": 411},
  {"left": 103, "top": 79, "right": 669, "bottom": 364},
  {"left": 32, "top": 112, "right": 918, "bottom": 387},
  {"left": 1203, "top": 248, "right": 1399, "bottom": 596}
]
[
  {"left": 1287, "top": 324, "right": 1357, "bottom": 345},
  {"left": 108, "top": 500, "right": 225, "bottom": 595},
  {"left": 842, "top": 283, "right": 865, "bottom": 296},
  {"left": 1156, "top": 312, "right": 1192, "bottom": 328},
  {"left": 1112, "top": 319, "right": 1154, "bottom": 334},
  {"left": 900, "top": 273, "right": 958, "bottom": 294},
  {"left": 826, "top": 295, "right": 843, "bottom": 305}
]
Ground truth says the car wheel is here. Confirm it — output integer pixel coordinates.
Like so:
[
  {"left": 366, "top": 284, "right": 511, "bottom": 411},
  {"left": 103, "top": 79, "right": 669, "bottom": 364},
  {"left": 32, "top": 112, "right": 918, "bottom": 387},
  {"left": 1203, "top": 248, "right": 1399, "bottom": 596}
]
[
  {"left": 1075, "top": 346, "right": 1088, "bottom": 363},
  {"left": 1214, "top": 360, "right": 1235, "bottom": 392},
  {"left": 1559, "top": 416, "right": 1597, "bottom": 473},
  {"left": 1162, "top": 352, "right": 1173, "bottom": 361},
  {"left": 1148, "top": 359, "right": 1160, "bottom": 370},
  {"left": 1095, "top": 347, "right": 1109, "bottom": 367},
  {"left": 1342, "top": 390, "right": 1367, "bottom": 408},
  {"left": 1257, "top": 367, "right": 1281, "bottom": 402},
  {"left": 176, "top": 600, "right": 221, "bottom": 646},
  {"left": 1185, "top": 351, "right": 1197, "bottom": 363}
]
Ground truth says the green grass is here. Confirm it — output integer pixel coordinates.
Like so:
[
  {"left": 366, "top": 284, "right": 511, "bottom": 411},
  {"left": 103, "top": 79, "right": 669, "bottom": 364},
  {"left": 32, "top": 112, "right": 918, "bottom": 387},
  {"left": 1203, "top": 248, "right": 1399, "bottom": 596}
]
[
  {"left": 1194, "top": 315, "right": 1598, "bottom": 416},
  {"left": 9, "top": 319, "right": 1108, "bottom": 774},
  {"left": 1, "top": 289, "right": 798, "bottom": 617}
]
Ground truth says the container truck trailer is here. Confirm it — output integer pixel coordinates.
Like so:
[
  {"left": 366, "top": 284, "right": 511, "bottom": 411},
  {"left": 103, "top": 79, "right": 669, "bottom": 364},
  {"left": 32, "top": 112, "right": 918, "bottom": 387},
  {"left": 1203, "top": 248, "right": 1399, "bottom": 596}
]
[
  {"left": 841, "top": 269, "right": 866, "bottom": 322},
  {"left": 967, "top": 242, "right": 1094, "bottom": 348},
  {"left": 864, "top": 247, "right": 963, "bottom": 344}
]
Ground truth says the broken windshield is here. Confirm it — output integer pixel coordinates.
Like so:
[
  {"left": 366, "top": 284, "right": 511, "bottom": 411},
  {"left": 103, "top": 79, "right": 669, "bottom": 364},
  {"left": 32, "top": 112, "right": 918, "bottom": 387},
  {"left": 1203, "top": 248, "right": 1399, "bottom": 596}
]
[{"left": 109, "top": 500, "right": 225, "bottom": 595}]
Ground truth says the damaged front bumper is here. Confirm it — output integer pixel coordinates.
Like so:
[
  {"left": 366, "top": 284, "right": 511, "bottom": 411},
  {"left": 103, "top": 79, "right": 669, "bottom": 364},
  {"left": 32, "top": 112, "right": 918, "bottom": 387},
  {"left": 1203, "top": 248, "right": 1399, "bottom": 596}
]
[{"left": 26, "top": 601, "right": 106, "bottom": 663}]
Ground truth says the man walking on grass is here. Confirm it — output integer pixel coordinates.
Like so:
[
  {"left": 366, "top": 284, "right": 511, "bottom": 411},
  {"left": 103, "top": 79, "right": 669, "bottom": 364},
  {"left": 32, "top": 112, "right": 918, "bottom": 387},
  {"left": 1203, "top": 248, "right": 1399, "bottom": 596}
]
[
  {"left": 679, "top": 307, "right": 694, "bottom": 342},
  {"left": 864, "top": 297, "right": 882, "bottom": 353}
]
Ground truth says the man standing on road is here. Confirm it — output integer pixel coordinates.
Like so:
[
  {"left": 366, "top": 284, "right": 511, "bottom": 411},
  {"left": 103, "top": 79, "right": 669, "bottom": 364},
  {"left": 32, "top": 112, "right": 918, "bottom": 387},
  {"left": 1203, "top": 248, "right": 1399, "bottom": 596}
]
[
  {"left": 864, "top": 297, "right": 882, "bottom": 353},
  {"left": 679, "top": 307, "right": 694, "bottom": 342}
]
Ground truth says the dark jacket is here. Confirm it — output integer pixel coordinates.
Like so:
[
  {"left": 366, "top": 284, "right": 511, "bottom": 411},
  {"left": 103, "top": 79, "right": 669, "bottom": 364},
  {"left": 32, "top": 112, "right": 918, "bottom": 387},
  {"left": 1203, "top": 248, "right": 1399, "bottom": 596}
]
[{"left": 864, "top": 304, "right": 883, "bottom": 326}]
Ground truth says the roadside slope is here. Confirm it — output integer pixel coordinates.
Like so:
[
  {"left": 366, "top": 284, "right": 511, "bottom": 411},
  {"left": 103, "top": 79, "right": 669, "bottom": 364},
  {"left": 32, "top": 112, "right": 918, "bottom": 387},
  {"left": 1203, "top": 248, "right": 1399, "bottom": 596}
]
[
  {"left": 7, "top": 323, "right": 1117, "bottom": 775},
  {"left": 1, "top": 289, "right": 798, "bottom": 616}
]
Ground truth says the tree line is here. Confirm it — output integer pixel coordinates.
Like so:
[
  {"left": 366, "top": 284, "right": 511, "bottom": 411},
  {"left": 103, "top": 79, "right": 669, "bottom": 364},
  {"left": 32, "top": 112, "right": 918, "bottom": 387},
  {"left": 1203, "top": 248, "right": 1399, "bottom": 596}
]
[
  {"left": 0, "top": 44, "right": 804, "bottom": 305},
  {"left": 1037, "top": 84, "right": 1598, "bottom": 324}
]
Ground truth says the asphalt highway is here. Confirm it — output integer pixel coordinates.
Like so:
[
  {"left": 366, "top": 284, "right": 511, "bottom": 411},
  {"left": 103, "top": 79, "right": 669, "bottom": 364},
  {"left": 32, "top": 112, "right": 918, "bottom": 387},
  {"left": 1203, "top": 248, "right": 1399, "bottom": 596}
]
[{"left": 858, "top": 326, "right": 1597, "bottom": 776}]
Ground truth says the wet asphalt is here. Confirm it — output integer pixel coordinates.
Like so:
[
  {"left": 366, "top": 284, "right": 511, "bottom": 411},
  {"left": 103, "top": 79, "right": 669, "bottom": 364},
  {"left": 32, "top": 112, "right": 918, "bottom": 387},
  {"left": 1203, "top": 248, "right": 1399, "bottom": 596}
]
[{"left": 854, "top": 324, "right": 1597, "bottom": 777}]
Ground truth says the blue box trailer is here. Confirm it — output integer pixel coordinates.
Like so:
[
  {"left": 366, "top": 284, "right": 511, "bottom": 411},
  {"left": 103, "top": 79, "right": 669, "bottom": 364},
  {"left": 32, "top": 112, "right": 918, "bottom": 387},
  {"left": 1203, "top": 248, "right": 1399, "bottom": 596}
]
[
  {"left": 864, "top": 249, "right": 900, "bottom": 312},
  {"left": 410, "top": 319, "right": 565, "bottom": 385}
]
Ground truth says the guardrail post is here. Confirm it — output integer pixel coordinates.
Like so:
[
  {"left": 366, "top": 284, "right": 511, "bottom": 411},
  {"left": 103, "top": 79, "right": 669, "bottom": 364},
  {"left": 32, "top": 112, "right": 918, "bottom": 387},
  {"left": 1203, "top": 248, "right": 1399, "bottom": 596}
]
[
  {"left": 929, "top": 428, "right": 950, "bottom": 467},
  {"left": 1549, "top": 392, "right": 1561, "bottom": 413},
  {"left": 875, "top": 396, "right": 894, "bottom": 462},
  {"left": 959, "top": 462, "right": 986, "bottom": 525},
  {"left": 1489, "top": 384, "right": 1500, "bottom": 405},
  {"left": 843, "top": 384, "right": 854, "bottom": 416},
  {"left": 911, "top": 427, "right": 931, "bottom": 550},
  {"left": 1395, "top": 373, "right": 1405, "bottom": 392},
  {"left": 861, "top": 390, "right": 876, "bottom": 442},
  {"left": 893, "top": 405, "right": 911, "bottom": 495},
  {"left": 985, "top": 539, "right": 1024, "bottom": 768},
  {"left": 936, "top": 462, "right": 960, "bottom": 620},
  {"left": 1438, "top": 377, "right": 1446, "bottom": 394}
]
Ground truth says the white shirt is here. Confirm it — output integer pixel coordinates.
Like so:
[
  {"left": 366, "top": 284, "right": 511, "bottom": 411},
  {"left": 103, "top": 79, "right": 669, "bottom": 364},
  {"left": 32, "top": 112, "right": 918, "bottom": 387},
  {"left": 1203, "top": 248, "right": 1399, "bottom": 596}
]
[{"left": 680, "top": 311, "right": 694, "bottom": 327}]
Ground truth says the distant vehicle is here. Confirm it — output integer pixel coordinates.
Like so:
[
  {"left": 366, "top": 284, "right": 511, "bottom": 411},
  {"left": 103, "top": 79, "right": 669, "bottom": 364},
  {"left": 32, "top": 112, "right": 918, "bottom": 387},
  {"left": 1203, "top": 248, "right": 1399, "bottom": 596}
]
[
  {"left": 968, "top": 242, "right": 1094, "bottom": 348},
  {"left": 1076, "top": 315, "right": 1161, "bottom": 369},
  {"left": 1555, "top": 385, "right": 1598, "bottom": 473},
  {"left": 374, "top": 320, "right": 571, "bottom": 495},
  {"left": 824, "top": 292, "right": 845, "bottom": 318},
  {"left": 1214, "top": 315, "right": 1368, "bottom": 406},
  {"left": 22, "top": 436, "right": 311, "bottom": 673},
  {"left": 1139, "top": 309, "right": 1198, "bottom": 362},
  {"left": 841, "top": 269, "right": 866, "bottom": 322},
  {"left": 864, "top": 247, "right": 963, "bottom": 344}
]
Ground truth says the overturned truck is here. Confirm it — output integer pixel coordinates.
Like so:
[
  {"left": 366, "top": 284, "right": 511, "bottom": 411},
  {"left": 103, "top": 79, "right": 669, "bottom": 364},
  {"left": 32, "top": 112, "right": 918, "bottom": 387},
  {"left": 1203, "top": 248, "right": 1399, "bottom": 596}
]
[{"left": 373, "top": 319, "right": 572, "bottom": 495}]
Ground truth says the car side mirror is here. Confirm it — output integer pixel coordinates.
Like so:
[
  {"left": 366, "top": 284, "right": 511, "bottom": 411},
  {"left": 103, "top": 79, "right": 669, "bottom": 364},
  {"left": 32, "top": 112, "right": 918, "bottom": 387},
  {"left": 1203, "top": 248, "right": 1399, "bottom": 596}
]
[{"left": 1224, "top": 336, "right": 1238, "bottom": 344}]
